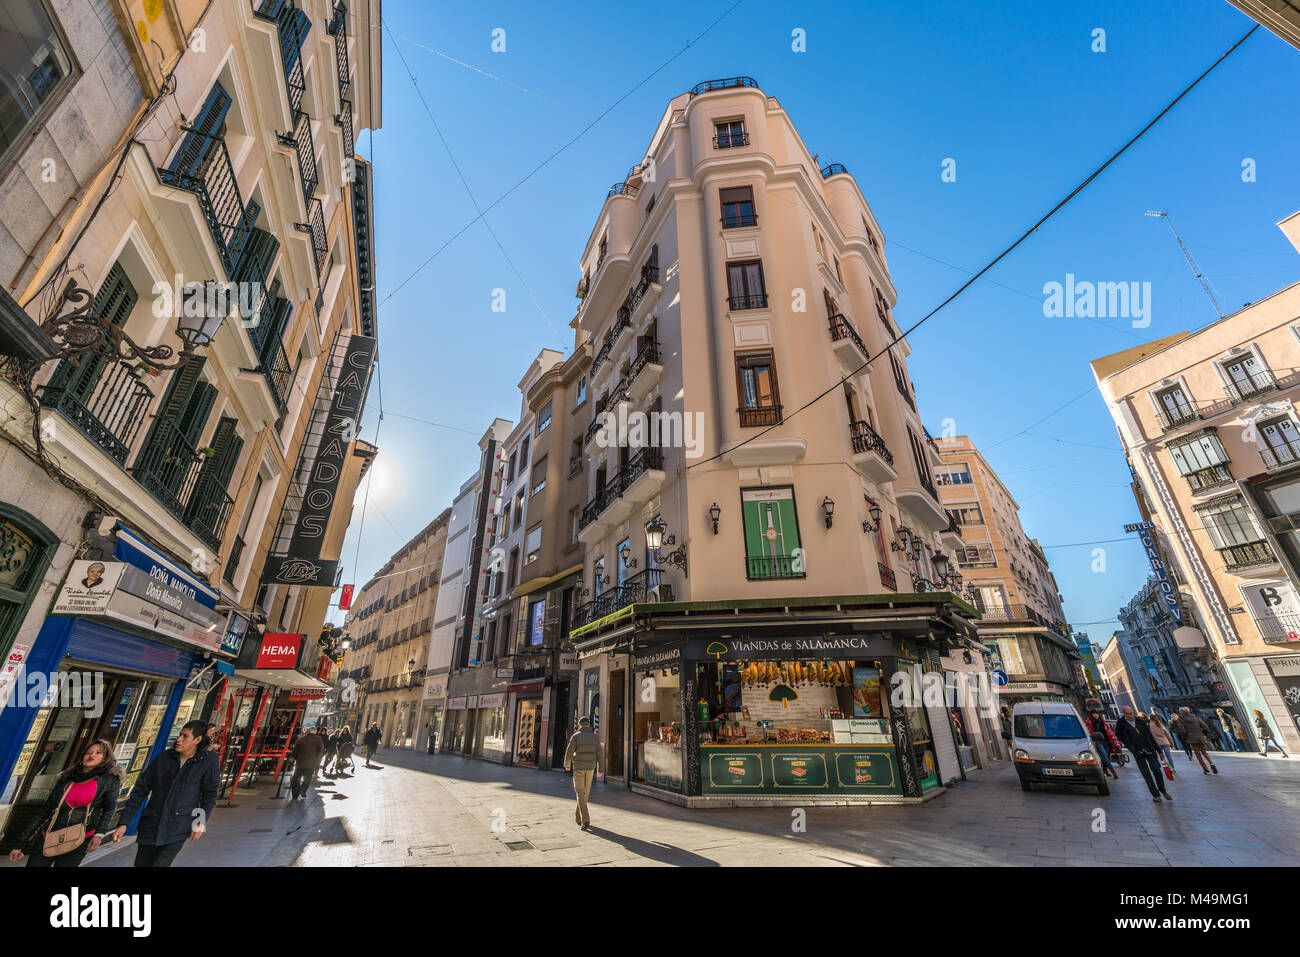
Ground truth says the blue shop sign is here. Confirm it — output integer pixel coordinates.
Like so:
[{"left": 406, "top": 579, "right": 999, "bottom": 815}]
[
  {"left": 221, "top": 613, "right": 250, "bottom": 658},
  {"left": 113, "top": 525, "right": 219, "bottom": 611}
]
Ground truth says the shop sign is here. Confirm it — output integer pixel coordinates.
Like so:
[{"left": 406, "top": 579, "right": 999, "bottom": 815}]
[
  {"left": 1240, "top": 580, "right": 1300, "bottom": 644},
  {"left": 705, "top": 751, "right": 764, "bottom": 788},
  {"left": 1128, "top": 524, "right": 1182, "bottom": 621},
  {"left": 1000, "top": 681, "right": 1056, "bottom": 694},
  {"left": 772, "top": 752, "right": 829, "bottom": 788},
  {"left": 422, "top": 676, "right": 447, "bottom": 700},
  {"left": 256, "top": 634, "right": 304, "bottom": 669},
  {"left": 315, "top": 656, "right": 333, "bottom": 683},
  {"left": 465, "top": 695, "right": 480, "bottom": 709},
  {"left": 496, "top": 668, "right": 514, "bottom": 678},
  {"left": 684, "top": 634, "right": 893, "bottom": 662},
  {"left": 52, "top": 560, "right": 126, "bottom": 615},
  {"left": 114, "top": 526, "right": 218, "bottom": 608},
  {"left": 558, "top": 653, "right": 578, "bottom": 672},
  {"left": 2, "top": 640, "right": 32, "bottom": 688},
  {"left": 478, "top": 693, "right": 506, "bottom": 709},
  {"left": 221, "top": 612, "right": 250, "bottom": 657},
  {"left": 447, "top": 696, "right": 468, "bottom": 710},
  {"left": 634, "top": 644, "right": 682, "bottom": 669},
  {"left": 289, "top": 689, "right": 327, "bottom": 701},
  {"left": 508, "top": 680, "right": 545, "bottom": 694},
  {"left": 339, "top": 584, "right": 354, "bottom": 611}
]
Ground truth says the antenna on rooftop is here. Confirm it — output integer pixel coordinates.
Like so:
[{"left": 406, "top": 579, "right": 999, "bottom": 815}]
[{"left": 1144, "top": 210, "right": 1226, "bottom": 319}]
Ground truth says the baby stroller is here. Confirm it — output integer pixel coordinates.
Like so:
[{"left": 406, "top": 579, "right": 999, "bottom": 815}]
[{"left": 334, "top": 740, "right": 356, "bottom": 775}]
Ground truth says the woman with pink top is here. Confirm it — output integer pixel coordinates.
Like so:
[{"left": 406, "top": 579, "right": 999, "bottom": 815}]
[{"left": 8, "top": 739, "right": 123, "bottom": 867}]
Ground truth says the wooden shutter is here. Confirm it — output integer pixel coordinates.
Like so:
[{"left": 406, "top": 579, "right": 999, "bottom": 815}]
[
  {"left": 169, "top": 82, "right": 231, "bottom": 175},
  {"left": 50, "top": 263, "right": 138, "bottom": 398}
]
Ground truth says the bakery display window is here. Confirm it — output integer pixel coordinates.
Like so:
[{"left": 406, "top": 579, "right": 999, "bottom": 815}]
[{"left": 634, "top": 667, "right": 682, "bottom": 790}]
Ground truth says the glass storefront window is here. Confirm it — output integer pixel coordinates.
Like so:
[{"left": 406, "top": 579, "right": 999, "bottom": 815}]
[
  {"left": 475, "top": 707, "right": 506, "bottom": 758},
  {"left": 695, "top": 659, "right": 864, "bottom": 744},
  {"left": 515, "top": 698, "right": 540, "bottom": 765},
  {"left": 634, "top": 668, "right": 682, "bottom": 790}
]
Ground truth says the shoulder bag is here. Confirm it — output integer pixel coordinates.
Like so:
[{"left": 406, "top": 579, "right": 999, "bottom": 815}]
[{"left": 42, "top": 785, "right": 88, "bottom": 857}]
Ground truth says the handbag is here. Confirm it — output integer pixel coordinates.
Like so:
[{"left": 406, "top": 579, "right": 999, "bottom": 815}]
[
  {"left": 41, "top": 785, "right": 87, "bottom": 857},
  {"left": 1162, "top": 764, "right": 1174, "bottom": 782}
]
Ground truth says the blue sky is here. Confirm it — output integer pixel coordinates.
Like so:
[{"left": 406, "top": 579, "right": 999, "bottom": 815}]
[{"left": 336, "top": 0, "right": 1300, "bottom": 648}]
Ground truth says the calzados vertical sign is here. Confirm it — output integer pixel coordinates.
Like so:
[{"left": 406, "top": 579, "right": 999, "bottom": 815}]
[
  {"left": 264, "top": 334, "right": 376, "bottom": 585},
  {"left": 1124, "top": 521, "right": 1183, "bottom": 621}
]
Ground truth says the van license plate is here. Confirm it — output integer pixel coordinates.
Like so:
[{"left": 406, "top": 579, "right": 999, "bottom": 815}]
[{"left": 1042, "top": 768, "right": 1073, "bottom": 776}]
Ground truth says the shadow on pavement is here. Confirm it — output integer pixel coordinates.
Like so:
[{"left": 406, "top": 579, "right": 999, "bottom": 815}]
[{"left": 583, "top": 826, "right": 719, "bottom": 866}]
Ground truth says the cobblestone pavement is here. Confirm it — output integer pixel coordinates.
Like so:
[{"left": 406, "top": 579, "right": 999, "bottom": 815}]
[{"left": 59, "top": 748, "right": 1300, "bottom": 867}]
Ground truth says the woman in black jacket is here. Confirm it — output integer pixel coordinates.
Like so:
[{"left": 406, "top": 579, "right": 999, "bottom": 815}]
[{"left": 8, "top": 739, "right": 123, "bottom": 868}]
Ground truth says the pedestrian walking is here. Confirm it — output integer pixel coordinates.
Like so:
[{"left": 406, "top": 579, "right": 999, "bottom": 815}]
[
  {"left": 1231, "top": 713, "right": 1250, "bottom": 752},
  {"left": 290, "top": 727, "right": 326, "bottom": 799},
  {"left": 1114, "top": 706, "right": 1173, "bottom": 803},
  {"left": 1214, "top": 709, "right": 1239, "bottom": 752},
  {"left": 1167, "top": 712, "right": 1192, "bottom": 760},
  {"left": 1177, "top": 707, "right": 1217, "bottom": 774},
  {"left": 8, "top": 739, "right": 122, "bottom": 868},
  {"left": 321, "top": 728, "right": 339, "bottom": 778},
  {"left": 1085, "top": 709, "right": 1120, "bottom": 779},
  {"left": 332, "top": 726, "right": 355, "bottom": 774},
  {"left": 563, "top": 716, "right": 605, "bottom": 830},
  {"left": 1254, "top": 710, "right": 1290, "bottom": 757},
  {"left": 1147, "top": 712, "right": 1177, "bottom": 775},
  {"left": 363, "top": 723, "right": 381, "bottom": 767},
  {"left": 110, "top": 720, "right": 219, "bottom": 867}
]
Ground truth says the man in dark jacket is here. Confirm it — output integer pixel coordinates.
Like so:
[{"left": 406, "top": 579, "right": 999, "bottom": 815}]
[
  {"left": 363, "top": 724, "right": 381, "bottom": 768},
  {"left": 1115, "top": 706, "right": 1173, "bottom": 803},
  {"left": 1177, "top": 707, "right": 1217, "bottom": 774},
  {"left": 563, "top": 717, "right": 605, "bottom": 830},
  {"left": 111, "top": 720, "right": 220, "bottom": 867},
  {"left": 290, "top": 727, "right": 326, "bottom": 799}
]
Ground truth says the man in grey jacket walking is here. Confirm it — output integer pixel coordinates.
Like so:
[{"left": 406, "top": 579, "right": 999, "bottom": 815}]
[{"left": 563, "top": 717, "right": 604, "bottom": 830}]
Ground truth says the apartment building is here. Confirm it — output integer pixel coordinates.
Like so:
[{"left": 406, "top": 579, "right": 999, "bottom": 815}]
[
  {"left": 0, "top": 0, "right": 381, "bottom": 845},
  {"left": 1098, "top": 633, "right": 1143, "bottom": 716},
  {"left": 1117, "top": 575, "right": 1224, "bottom": 717},
  {"left": 564, "top": 77, "right": 983, "bottom": 806},
  {"left": 341, "top": 509, "right": 449, "bottom": 747},
  {"left": 934, "top": 435, "right": 1085, "bottom": 709},
  {"left": 1092, "top": 209, "right": 1300, "bottom": 753}
]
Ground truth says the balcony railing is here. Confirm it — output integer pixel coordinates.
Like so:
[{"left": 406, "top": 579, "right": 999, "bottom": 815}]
[
  {"left": 337, "top": 98, "right": 354, "bottom": 158},
  {"left": 1220, "top": 540, "right": 1275, "bottom": 571},
  {"left": 713, "top": 131, "right": 749, "bottom": 149},
  {"left": 820, "top": 163, "right": 848, "bottom": 178},
  {"left": 721, "top": 212, "right": 758, "bottom": 228},
  {"left": 738, "top": 405, "right": 782, "bottom": 428},
  {"left": 689, "top": 76, "right": 759, "bottom": 96},
  {"left": 39, "top": 360, "right": 154, "bottom": 465},
  {"left": 975, "top": 603, "right": 1055, "bottom": 627},
  {"left": 828, "top": 313, "right": 867, "bottom": 358},
  {"left": 923, "top": 428, "right": 942, "bottom": 460},
  {"left": 278, "top": 109, "right": 318, "bottom": 204},
  {"left": 1254, "top": 613, "right": 1300, "bottom": 643},
  {"left": 746, "top": 554, "right": 806, "bottom": 581},
  {"left": 330, "top": 3, "right": 350, "bottom": 100},
  {"left": 1156, "top": 403, "right": 1201, "bottom": 432},
  {"left": 131, "top": 419, "right": 233, "bottom": 549},
  {"left": 628, "top": 264, "right": 660, "bottom": 312},
  {"left": 297, "top": 197, "right": 328, "bottom": 278},
  {"left": 849, "top": 420, "right": 893, "bottom": 465},
  {"left": 727, "top": 293, "right": 768, "bottom": 311},
  {"left": 577, "top": 447, "right": 664, "bottom": 530},
  {"left": 260, "top": 342, "right": 295, "bottom": 411},
  {"left": 1185, "top": 463, "right": 1234, "bottom": 493},
  {"left": 1261, "top": 439, "right": 1300, "bottom": 472},
  {"left": 608, "top": 182, "right": 639, "bottom": 199},
  {"left": 1224, "top": 370, "right": 1278, "bottom": 404},
  {"left": 157, "top": 131, "right": 258, "bottom": 278},
  {"left": 223, "top": 533, "right": 246, "bottom": 584},
  {"left": 572, "top": 568, "right": 663, "bottom": 630},
  {"left": 184, "top": 470, "right": 236, "bottom": 551},
  {"left": 627, "top": 338, "right": 661, "bottom": 382}
]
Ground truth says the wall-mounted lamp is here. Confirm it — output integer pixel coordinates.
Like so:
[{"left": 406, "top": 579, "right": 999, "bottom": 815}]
[
  {"left": 709, "top": 502, "right": 721, "bottom": 535},
  {"left": 891, "top": 525, "right": 913, "bottom": 555},
  {"left": 822, "top": 496, "right": 835, "bottom": 529},
  {"left": 645, "top": 517, "right": 688, "bottom": 576},
  {"left": 862, "top": 501, "right": 883, "bottom": 534},
  {"left": 620, "top": 543, "right": 637, "bottom": 569}
]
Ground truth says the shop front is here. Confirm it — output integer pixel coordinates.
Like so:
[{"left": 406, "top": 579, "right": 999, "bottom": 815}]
[
  {"left": 509, "top": 679, "right": 545, "bottom": 767},
  {"left": 416, "top": 672, "right": 448, "bottom": 753},
  {"left": 0, "top": 526, "right": 224, "bottom": 845},
  {"left": 572, "top": 594, "right": 978, "bottom": 807}
]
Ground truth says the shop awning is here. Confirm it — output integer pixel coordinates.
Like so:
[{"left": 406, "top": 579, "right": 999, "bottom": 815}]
[
  {"left": 514, "top": 562, "right": 583, "bottom": 598},
  {"left": 231, "top": 667, "right": 329, "bottom": 690}
]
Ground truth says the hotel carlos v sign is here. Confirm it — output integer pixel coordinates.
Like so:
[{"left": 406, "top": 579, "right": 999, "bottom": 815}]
[{"left": 263, "top": 334, "right": 377, "bottom": 586}]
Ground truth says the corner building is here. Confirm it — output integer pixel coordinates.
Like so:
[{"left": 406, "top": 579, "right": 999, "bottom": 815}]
[{"left": 568, "top": 78, "right": 981, "bottom": 806}]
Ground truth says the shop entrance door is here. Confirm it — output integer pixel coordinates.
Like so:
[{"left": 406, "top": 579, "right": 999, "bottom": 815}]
[
  {"left": 552, "top": 681, "right": 571, "bottom": 766},
  {"left": 608, "top": 669, "right": 625, "bottom": 778},
  {"left": 515, "top": 698, "right": 540, "bottom": 766}
]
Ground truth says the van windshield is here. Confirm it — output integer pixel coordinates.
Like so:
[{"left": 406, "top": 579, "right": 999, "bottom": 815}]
[{"left": 1014, "top": 713, "right": 1084, "bottom": 739}]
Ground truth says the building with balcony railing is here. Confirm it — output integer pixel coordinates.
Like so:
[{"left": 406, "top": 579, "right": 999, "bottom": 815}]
[
  {"left": 1091, "top": 207, "right": 1300, "bottom": 754},
  {"left": 0, "top": 0, "right": 383, "bottom": 842}
]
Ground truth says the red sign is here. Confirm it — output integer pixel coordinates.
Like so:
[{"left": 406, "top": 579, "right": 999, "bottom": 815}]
[
  {"left": 339, "top": 584, "right": 354, "bottom": 611},
  {"left": 256, "top": 633, "right": 303, "bottom": 669},
  {"left": 316, "top": 656, "right": 333, "bottom": 683},
  {"left": 289, "top": 689, "right": 326, "bottom": 700}
]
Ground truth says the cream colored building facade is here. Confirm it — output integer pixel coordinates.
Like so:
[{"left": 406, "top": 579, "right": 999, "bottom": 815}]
[{"left": 1092, "top": 209, "right": 1300, "bottom": 753}]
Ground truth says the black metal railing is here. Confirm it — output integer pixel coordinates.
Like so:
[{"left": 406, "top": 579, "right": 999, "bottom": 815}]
[
  {"left": 131, "top": 420, "right": 233, "bottom": 549},
  {"left": 184, "top": 470, "right": 235, "bottom": 551},
  {"left": 261, "top": 343, "right": 295, "bottom": 410},
  {"left": 579, "top": 480, "right": 621, "bottom": 530},
  {"left": 1254, "top": 613, "right": 1300, "bottom": 643},
  {"left": 278, "top": 109, "right": 318, "bottom": 202},
  {"left": 157, "top": 131, "right": 258, "bottom": 278},
  {"left": 727, "top": 293, "right": 768, "bottom": 310},
  {"left": 628, "top": 264, "right": 660, "bottom": 312},
  {"left": 689, "top": 77, "right": 759, "bottom": 96},
  {"left": 223, "top": 534, "right": 246, "bottom": 584},
  {"left": 1156, "top": 404, "right": 1201, "bottom": 432},
  {"left": 849, "top": 420, "right": 893, "bottom": 465},
  {"left": 246, "top": 282, "right": 285, "bottom": 358},
  {"left": 337, "top": 98, "right": 353, "bottom": 158},
  {"left": 39, "top": 361, "right": 154, "bottom": 465},
  {"left": 821, "top": 163, "right": 848, "bottom": 178},
  {"left": 331, "top": 4, "right": 350, "bottom": 100},
  {"left": 577, "top": 448, "right": 664, "bottom": 530},
  {"left": 923, "top": 428, "right": 942, "bottom": 460},
  {"left": 608, "top": 182, "right": 639, "bottom": 198},
  {"left": 738, "top": 405, "right": 782, "bottom": 427},
  {"left": 297, "top": 197, "right": 328, "bottom": 278},
  {"left": 721, "top": 212, "right": 758, "bottom": 228},
  {"left": 918, "top": 472, "right": 939, "bottom": 501},
  {"left": 746, "top": 554, "right": 805, "bottom": 580},
  {"left": 1224, "top": 370, "right": 1278, "bottom": 403},
  {"left": 1185, "top": 464, "right": 1234, "bottom": 493},
  {"left": 1261, "top": 439, "right": 1300, "bottom": 472},
  {"left": 572, "top": 568, "right": 663, "bottom": 628},
  {"left": 975, "top": 603, "right": 1055, "bottom": 627},
  {"left": 828, "top": 313, "right": 867, "bottom": 357},
  {"left": 627, "top": 339, "right": 661, "bottom": 385},
  {"left": 1221, "top": 540, "right": 1275, "bottom": 570},
  {"left": 713, "top": 131, "right": 749, "bottom": 149}
]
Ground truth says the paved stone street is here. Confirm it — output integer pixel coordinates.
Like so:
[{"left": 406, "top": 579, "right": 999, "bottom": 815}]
[{"left": 36, "top": 747, "right": 1291, "bottom": 868}]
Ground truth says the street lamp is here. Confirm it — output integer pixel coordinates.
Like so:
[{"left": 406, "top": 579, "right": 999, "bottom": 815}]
[
  {"left": 708, "top": 502, "right": 721, "bottom": 534},
  {"left": 620, "top": 543, "right": 637, "bottom": 569},
  {"left": 822, "top": 496, "right": 835, "bottom": 529},
  {"left": 645, "top": 516, "right": 688, "bottom": 576},
  {"left": 862, "top": 501, "right": 882, "bottom": 534}
]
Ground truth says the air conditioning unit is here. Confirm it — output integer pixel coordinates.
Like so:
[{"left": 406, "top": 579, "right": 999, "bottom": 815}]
[{"left": 646, "top": 584, "right": 674, "bottom": 603}]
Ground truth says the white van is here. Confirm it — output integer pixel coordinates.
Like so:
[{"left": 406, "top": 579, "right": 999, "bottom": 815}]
[{"left": 1004, "top": 701, "right": 1108, "bottom": 796}]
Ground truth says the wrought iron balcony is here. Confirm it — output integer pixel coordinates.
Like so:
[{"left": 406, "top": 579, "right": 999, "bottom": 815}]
[
  {"left": 330, "top": 3, "right": 350, "bottom": 100},
  {"left": 738, "top": 405, "right": 781, "bottom": 428},
  {"left": 131, "top": 419, "right": 233, "bottom": 549},
  {"left": 627, "top": 338, "right": 660, "bottom": 383},
  {"left": 628, "top": 264, "right": 660, "bottom": 312},
  {"left": 39, "top": 359, "right": 153, "bottom": 465},
  {"left": 1156, "top": 403, "right": 1201, "bottom": 432},
  {"left": 727, "top": 293, "right": 768, "bottom": 311},
  {"left": 277, "top": 109, "right": 318, "bottom": 204},
  {"left": 713, "top": 131, "right": 749, "bottom": 149},
  {"left": 924, "top": 427, "right": 942, "bottom": 460},
  {"left": 721, "top": 212, "right": 758, "bottom": 228},
  {"left": 1261, "top": 439, "right": 1300, "bottom": 472},
  {"left": 1224, "top": 370, "right": 1278, "bottom": 404},
  {"left": 577, "top": 447, "right": 663, "bottom": 530},
  {"left": 746, "top": 554, "right": 805, "bottom": 581},
  {"left": 223, "top": 533, "right": 246, "bottom": 584},
  {"left": 336, "top": 98, "right": 354, "bottom": 158},
  {"left": 608, "top": 182, "right": 639, "bottom": 199},
  {"left": 1254, "top": 613, "right": 1300, "bottom": 643},
  {"left": 184, "top": 470, "right": 235, "bottom": 552},
  {"left": 1185, "top": 463, "right": 1234, "bottom": 493},
  {"left": 828, "top": 313, "right": 867, "bottom": 357},
  {"left": 568, "top": 455, "right": 584, "bottom": 476},
  {"left": 974, "top": 603, "right": 1055, "bottom": 627},
  {"left": 849, "top": 420, "right": 893, "bottom": 464},
  {"left": 689, "top": 76, "right": 759, "bottom": 96},
  {"left": 820, "top": 163, "right": 848, "bottom": 178},
  {"left": 157, "top": 130, "right": 259, "bottom": 278},
  {"left": 260, "top": 342, "right": 295, "bottom": 411},
  {"left": 296, "top": 197, "right": 328, "bottom": 278},
  {"left": 1220, "top": 540, "right": 1275, "bottom": 571},
  {"left": 572, "top": 568, "right": 663, "bottom": 629}
]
